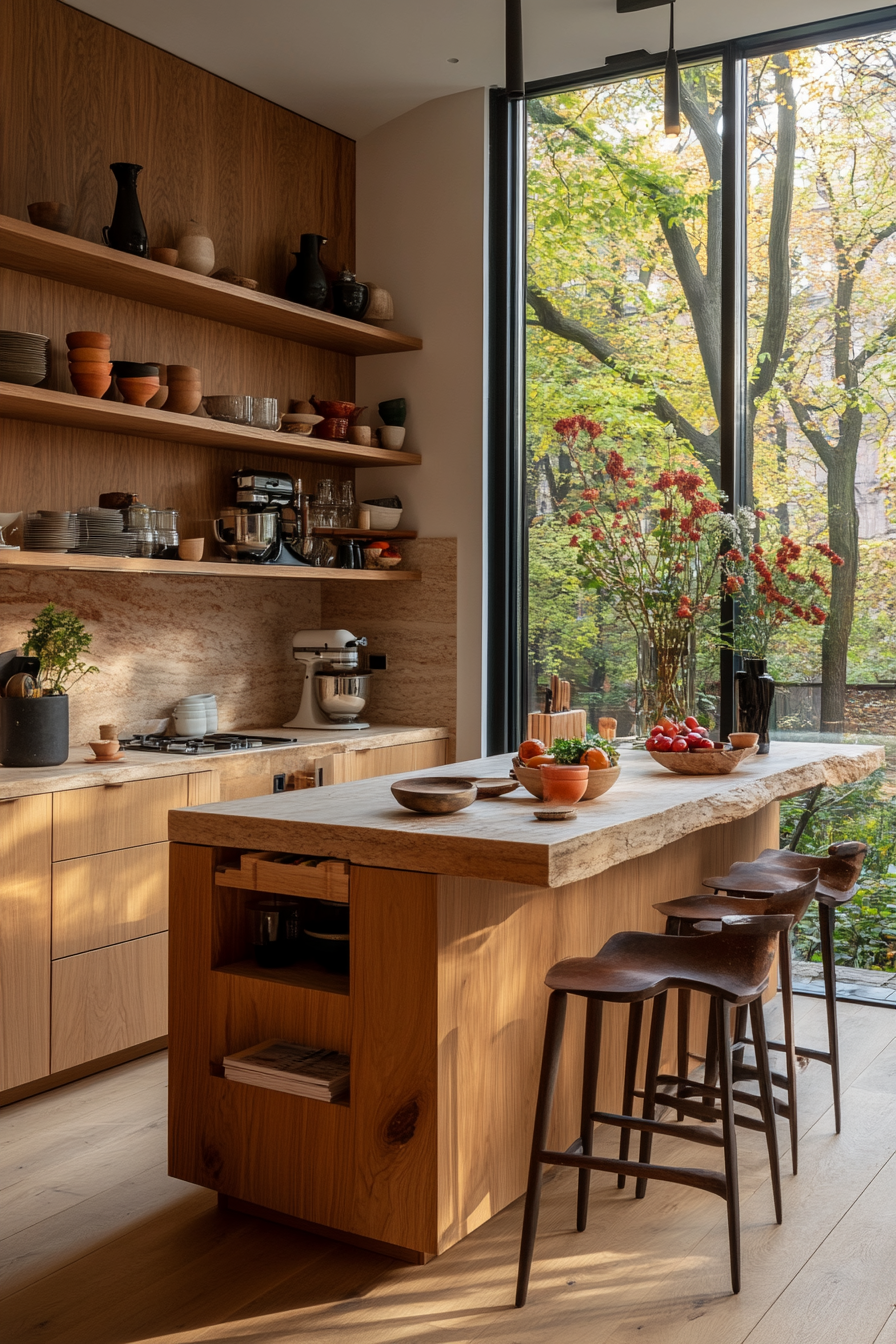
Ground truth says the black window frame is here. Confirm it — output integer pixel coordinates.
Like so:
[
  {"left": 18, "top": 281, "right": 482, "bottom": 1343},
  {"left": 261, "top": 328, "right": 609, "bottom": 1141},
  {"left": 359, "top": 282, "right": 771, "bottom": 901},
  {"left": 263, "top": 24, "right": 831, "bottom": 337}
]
[{"left": 486, "top": 4, "right": 896, "bottom": 755}]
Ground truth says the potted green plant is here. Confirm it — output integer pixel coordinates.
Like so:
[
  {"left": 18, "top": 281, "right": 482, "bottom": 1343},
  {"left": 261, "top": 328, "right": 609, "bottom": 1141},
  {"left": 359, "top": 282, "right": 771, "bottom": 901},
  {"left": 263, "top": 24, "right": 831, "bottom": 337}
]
[{"left": 0, "top": 604, "right": 99, "bottom": 767}]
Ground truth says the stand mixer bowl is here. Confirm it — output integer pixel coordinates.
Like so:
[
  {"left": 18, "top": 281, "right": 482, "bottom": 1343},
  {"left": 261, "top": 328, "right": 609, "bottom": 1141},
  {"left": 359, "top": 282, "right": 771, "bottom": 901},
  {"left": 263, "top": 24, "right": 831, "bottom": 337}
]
[
  {"left": 315, "top": 673, "right": 371, "bottom": 722},
  {"left": 214, "top": 509, "right": 279, "bottom": 562}
]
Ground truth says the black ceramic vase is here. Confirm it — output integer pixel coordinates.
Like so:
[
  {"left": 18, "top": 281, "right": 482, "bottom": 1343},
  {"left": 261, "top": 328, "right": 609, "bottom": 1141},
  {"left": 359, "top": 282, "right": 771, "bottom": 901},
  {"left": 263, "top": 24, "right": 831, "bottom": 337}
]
[
  {"left": 331, "top": 267, "right": 369, "bottom": 319},
  {"left": 103, "top": 163, "right": 148, "bottom": 257},
  {"left": 735, "top": 657, "right": 776, "bottom": 755},
  {"left": 0, "top": 695, "right": 69, "bottom": 767},
  {"left": 285, "top": 234, "right": 329, "bottom": 309}
]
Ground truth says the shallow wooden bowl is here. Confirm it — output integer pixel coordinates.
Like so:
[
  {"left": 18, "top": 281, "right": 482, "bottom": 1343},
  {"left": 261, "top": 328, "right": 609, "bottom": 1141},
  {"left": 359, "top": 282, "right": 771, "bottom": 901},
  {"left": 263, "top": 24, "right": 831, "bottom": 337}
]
[
  {"left": 474, "top": 777, "right": 519, "bottom": 799},
  {"left": 391, "top": 776, "right": 477, "bottom": 814},
  {"left": 28, "top": 201, "right": 73, "bottom": 233},
  {"left": 66, "top": 330, "right": 111, "bottom": 350},
  {"left": 645, "top": 745, "right": 759, "bottom": 775},
  {"left": 513, "top": 759, "right": 621, "bottom": 801}
]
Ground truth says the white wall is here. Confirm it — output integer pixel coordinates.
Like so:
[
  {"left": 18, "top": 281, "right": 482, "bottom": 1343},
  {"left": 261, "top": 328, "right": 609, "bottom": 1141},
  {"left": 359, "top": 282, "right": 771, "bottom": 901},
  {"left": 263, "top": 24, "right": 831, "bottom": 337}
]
[{"left": 355, "top": 87, "right": 488, "bottom": 761}]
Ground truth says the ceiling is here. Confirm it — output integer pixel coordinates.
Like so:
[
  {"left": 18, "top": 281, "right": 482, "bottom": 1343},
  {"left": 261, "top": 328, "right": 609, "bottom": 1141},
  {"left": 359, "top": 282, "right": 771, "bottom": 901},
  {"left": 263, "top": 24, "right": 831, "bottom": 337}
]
[{"left": 65, "top": 0, "right": 895, "bottom": 139}]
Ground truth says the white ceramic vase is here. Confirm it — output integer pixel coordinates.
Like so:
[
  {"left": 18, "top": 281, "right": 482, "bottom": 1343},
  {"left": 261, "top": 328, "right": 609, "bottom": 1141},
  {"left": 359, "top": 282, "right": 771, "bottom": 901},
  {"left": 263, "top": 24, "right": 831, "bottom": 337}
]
[{"left": 176, "top": 221, "right": 215, "bottom": 276}]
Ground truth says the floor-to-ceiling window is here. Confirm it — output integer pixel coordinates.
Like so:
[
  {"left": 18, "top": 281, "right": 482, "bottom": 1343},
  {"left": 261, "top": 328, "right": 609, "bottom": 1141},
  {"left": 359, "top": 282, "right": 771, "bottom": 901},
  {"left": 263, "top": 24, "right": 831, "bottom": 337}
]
[{"left": 514, "top": 18, "right": 896, "bottom": 991}]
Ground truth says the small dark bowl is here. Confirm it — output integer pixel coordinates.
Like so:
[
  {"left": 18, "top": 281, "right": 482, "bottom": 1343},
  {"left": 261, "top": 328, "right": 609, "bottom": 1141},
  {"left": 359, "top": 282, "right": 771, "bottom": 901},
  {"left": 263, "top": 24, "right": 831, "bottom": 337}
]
[
  {"left": 378, "top": 397, "right": 406, "bottom": 426},
  {"left": 112, "top": 361, "right": 159, "bottom": 378},
  {"left": 28, "top": 201, "right": 73, "bottom": 234}
]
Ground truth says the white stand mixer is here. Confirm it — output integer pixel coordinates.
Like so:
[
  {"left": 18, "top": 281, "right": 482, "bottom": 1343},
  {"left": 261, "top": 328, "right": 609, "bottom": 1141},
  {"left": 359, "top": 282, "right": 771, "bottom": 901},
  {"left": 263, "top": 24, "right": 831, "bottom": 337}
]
[{"left": 283, "top": 628, "right": 371, "bottom": 731}]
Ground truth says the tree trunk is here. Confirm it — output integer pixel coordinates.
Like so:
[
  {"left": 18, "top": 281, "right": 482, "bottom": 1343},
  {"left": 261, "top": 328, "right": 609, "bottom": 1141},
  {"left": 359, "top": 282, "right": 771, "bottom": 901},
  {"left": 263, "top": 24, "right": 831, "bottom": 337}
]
[{"left": 820, "top": 450, "right": 860, "bottom": 734}]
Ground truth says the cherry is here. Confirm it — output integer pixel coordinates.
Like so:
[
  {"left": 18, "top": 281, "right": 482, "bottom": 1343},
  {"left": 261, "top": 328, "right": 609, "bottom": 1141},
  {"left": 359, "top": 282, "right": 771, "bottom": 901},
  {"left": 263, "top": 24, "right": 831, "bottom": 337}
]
[
  {"left": 652, "top": 735, "right": 673, "bottom": 752},
  {"left": 671, "top": 737, "right": 688, "bottom": 752},
  {"left": 691, "top": 738, "right": 714, "bottom": 750},
  {"left": 685, "top": 731, "right": 703, "bottom": 745}
]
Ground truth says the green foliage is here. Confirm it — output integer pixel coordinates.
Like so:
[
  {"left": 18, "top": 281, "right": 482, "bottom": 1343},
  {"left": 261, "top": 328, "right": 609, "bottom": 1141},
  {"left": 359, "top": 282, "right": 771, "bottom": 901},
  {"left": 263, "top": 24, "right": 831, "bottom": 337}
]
[
  {"left": 22, "top": 603, "right": 99, "bottom": 695},
  {"left": 551, "top": 734, "right": 620, "bottom": 766}
]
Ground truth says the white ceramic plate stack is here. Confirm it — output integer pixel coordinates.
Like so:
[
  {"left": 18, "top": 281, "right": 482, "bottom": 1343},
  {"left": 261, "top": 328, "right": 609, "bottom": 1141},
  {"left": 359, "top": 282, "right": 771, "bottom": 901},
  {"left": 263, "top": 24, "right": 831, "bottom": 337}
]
[
  {"left": 172, "top": 694, "right": 218, "bottom": 735},
  {"left": 74, "top": 506, "right": 138, "bottom": 557},
  {"left": 23, "top": 511, "right": 79, "bottom": 551},
  {"left": 0, "top": 330, "right": 49, "bottom": 386}
]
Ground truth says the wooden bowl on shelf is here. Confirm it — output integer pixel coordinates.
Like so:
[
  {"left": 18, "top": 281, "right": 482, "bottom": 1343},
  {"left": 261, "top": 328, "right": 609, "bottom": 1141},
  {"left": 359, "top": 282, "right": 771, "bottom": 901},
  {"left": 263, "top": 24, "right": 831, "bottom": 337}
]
[
  {"left": 28, "top": 201, "right": 73, "bottom": 233},
  {"left": 116, "top": 376, "right": 159, "bottom": 407},
  {"left": 70, "top": 370, "right": 112, "bottom": 398},
  {"left": 645, "top": 745, "right": 759, "bottom": 775},
  {"left": 512, "top": 758, "right": 620, "bottom": 801},
  {"left": 66, "top": 331, "right": 111, "bottom": 350},
  {"left": 68, "top": 347, "right": 113, "bottom": 363}
]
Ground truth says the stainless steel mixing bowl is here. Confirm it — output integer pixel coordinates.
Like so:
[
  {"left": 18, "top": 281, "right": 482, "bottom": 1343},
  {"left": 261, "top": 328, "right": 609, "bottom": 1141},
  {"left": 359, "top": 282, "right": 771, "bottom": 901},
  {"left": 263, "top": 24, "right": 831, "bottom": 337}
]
[
  {"left": 315, "top": 673, "right": 371, "bottom": 722},
  {"left": 213, "top": 509, "right": 279, "bottom": 561}
]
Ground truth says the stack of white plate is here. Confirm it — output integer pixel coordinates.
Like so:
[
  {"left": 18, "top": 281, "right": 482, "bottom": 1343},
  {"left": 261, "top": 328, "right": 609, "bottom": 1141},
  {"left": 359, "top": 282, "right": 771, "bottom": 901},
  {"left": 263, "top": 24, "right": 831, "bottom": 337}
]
[
  {"left": 23, "top": 511, "right": 79, "bottom": 552},
  {"left": 73, "top": 507, "right": 138, "bottom": 557},
  {"left": 0, "top": 330, "right": 49, "bottom": 386},
  {"left": 173, "top": 694, "right": 218, "bottom": 735}
]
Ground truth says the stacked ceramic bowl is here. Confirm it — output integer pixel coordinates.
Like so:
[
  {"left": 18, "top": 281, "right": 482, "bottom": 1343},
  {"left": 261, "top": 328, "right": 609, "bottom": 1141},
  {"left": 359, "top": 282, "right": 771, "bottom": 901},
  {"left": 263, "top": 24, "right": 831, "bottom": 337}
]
[
  {"left": 164, "top": 365, "right": 202, "bottom": 415},
  {"left": 66, "top": 331, "right": 112, "bottom": 397},
  {"left": 23, "top": 511, "right": 79, "bottom": 552},
  {"left": 0, "top": 330, "right": 49, "bottom": 386},
  {"left": 172, "top": 694, "right": 218, "bottom": 735},
  {"left": 73, "top": 506, "right": 138, "bottom": 557}
]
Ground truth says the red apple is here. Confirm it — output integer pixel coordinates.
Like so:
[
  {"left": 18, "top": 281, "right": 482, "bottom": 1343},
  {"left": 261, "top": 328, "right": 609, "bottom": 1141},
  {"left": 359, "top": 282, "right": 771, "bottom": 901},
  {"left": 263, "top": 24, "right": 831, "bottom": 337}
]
[{"left": 671, "top": 737, "right": 689, "bottom": 752}]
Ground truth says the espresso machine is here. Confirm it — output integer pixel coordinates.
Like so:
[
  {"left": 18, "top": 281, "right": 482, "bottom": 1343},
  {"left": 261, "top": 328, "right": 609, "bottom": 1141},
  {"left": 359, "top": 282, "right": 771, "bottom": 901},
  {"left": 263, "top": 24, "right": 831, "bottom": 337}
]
[
  {"left": 214, "top": 469, "right": 312, "bottom": 564},
  {"left": 283, "top": 628, "right": 371, "bottom": 731}
]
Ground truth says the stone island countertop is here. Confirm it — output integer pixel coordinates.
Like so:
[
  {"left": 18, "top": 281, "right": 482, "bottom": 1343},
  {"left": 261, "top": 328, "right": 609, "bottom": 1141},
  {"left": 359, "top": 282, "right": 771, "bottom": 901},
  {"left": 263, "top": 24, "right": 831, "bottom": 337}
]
[{"left": 168, "top": 740, "right": 883, "bottom": 888}]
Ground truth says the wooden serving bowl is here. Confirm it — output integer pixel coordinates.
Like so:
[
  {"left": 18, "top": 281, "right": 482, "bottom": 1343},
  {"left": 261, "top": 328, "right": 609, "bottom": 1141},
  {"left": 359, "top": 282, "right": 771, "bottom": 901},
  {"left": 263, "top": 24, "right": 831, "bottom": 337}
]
[
  {"left": 28, "top": 201, "right": 73, "bottom": 233},
  {"left": 645, "top": 745, "right": 759, "bottom": 775},
  {"left": 70, "top": 370, "right": 112, "bottom": 398},
  {"left": 513, "top": 758, "right": 621, "bottom": 801},
  {"left": 66, "top": 330, "right": 111, "bottom": 350},
  {"left": 391, "top": 776, "right": 477, "bottom": 814}
]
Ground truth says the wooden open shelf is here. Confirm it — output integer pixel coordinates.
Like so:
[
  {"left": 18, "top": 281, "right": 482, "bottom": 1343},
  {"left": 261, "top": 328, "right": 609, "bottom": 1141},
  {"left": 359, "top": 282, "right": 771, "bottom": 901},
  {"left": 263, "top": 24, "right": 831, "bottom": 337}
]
[
  {"left": 0, "top": 383, "right": 421, "bottom": 467},
  {"left": 313, "top": 527, "right": 417, "bottom": 540},
  {"left": 0, "top": 551, "right": 420, "bottom": 582},
  {"left": 214, "top": 958, "right": 350, "bottom": 997},
  {"left": 0, "top": 215, "right": 423, "bottom": 356}
]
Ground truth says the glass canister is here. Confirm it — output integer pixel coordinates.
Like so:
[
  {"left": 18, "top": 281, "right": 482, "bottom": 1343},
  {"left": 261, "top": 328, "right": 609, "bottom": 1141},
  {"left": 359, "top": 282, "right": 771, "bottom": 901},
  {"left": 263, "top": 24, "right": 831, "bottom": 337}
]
[
  {"left": 246, "top": 897, "right": 303, "bottom": 968},
  {"left": 337, "top": 480, "right": 356, "bottom": 527}
]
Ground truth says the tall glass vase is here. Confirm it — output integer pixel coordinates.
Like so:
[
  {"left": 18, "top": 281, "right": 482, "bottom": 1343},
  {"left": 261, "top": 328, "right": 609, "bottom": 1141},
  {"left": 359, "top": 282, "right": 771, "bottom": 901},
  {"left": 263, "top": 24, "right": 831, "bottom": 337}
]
[
  {"left": 735, "top": 657, "right": 775, "bottom": 754},
  {"left": 634, "top": 630, "right": 697, "bottom": 740}
]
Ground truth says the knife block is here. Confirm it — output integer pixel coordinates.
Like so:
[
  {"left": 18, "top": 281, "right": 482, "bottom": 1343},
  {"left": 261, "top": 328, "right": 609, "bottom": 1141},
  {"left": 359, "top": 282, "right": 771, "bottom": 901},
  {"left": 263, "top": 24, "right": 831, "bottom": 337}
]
[{"left": 527, "top": 709, "right": 587, "bottom": 748}]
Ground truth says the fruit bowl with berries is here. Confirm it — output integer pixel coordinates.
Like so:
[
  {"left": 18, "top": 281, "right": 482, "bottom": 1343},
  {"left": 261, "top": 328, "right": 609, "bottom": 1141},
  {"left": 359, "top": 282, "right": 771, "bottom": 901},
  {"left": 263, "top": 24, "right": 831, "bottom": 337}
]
[
  {"left": 512, "top": 734, "right": 621, "bottom": 801},
  {"left": 644, "top": 716, "right": 759, "bottom": 775}
]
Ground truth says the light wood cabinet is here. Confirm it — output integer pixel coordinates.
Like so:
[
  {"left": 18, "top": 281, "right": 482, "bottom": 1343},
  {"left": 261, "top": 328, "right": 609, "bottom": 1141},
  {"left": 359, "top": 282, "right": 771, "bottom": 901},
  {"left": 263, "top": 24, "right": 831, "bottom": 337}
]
[
  {"left": 0, "top": 794, "right": 52, "bottom": 1090},
  {"left": 316, "top": 739, "right": 447, "bottom": 786},
  {"left": 51, "top": 933, "right": 168, "bottom": 1073},
  {"left": 52, "top": 842, "right": 169, "bottom": 959},
  {"left": 53, "top": 774, "right": 190, "bottom": 860}
]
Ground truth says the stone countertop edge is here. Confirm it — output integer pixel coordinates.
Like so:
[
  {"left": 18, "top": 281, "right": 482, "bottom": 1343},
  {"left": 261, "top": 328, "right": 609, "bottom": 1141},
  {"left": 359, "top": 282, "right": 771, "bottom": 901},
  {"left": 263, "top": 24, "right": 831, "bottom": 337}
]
[
  {"left": 0, "top": 725, "right": 449, "bottom": 800},
  {"left": 166, "top": 742, "right": 885, "bottom": 889}
]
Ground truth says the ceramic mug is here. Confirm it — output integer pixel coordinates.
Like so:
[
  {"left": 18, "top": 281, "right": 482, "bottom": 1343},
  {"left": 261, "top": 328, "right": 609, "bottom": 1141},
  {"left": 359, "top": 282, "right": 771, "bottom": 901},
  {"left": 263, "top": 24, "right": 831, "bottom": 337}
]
[
  {"left": 378, "top": 426, "right": 406, "bottom": 450},
  {"left": 348, "top": 426, "right": 372, "bottom": 446}
]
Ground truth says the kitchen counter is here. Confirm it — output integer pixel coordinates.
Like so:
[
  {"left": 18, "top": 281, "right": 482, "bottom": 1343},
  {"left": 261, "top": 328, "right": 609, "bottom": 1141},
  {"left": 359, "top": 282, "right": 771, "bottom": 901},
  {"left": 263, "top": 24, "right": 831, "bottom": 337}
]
[
  {"left": 169, "top": 740, "right": 882, "bottom": 887},
  {"left": 0, "top": 724, "right": 449, "bottom": 799},
  {"left": 168, "top": 739, "right": 882, "bottom": 1262}
]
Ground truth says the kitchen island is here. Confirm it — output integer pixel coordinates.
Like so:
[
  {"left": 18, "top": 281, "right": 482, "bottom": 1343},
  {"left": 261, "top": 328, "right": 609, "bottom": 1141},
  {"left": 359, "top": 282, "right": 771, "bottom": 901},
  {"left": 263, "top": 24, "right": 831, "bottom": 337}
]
[{"left": 167, "top": 741, "right": 882, "bottom": 1262}]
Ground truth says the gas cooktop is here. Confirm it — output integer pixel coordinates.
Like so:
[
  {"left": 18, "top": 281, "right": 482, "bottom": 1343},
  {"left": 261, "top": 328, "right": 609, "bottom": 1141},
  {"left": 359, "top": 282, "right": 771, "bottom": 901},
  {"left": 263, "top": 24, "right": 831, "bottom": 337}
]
[{"left": 118, "top": 732, "right": 300, "bottom": 755}]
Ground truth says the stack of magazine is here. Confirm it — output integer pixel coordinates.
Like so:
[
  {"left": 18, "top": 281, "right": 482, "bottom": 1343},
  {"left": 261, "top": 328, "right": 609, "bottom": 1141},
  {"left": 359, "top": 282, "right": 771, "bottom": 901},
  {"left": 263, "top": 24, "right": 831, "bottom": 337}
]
[{"left": 223, "top": 1039, "right": 350, "bottom": 1102}]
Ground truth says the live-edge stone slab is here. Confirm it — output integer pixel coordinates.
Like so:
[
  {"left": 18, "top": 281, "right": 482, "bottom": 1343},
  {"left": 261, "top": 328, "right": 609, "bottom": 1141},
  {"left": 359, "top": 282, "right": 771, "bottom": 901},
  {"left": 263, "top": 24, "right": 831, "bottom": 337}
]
[{"left": 168, "top": 741, "right": 883, "bottom": 888}]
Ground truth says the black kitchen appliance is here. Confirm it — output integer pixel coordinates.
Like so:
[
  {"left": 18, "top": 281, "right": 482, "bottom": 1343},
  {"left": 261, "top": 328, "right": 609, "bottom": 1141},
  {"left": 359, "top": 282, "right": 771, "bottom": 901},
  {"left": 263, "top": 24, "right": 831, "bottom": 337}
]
[
  {"left": 118, "top": 732, "right": 301, "bottom": 754},
  {"left": 214, "top": 469, "right": 313, "bottom": 565}
]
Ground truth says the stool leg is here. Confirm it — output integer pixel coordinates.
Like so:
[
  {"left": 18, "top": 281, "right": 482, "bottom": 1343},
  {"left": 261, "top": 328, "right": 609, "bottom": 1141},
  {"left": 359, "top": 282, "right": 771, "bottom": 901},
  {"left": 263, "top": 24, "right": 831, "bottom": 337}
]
[
  {"left": 617, "top": 1000, "right": 644, "bottom": 1189},
  {"left": 703, "top": 1001, "right": 719, "bottom": 1103},
  {"left": 635, "top": 992, "right": 667, "bottom": 1200},
  {"left": 516, "top": 991, "right": 568, "bottom": 1308},
  {"left": 778, "top": 928, "right": 799, "bottom": 1175},
  {"left": 818, "top": 901, "right": 842, "bottom": 1134},
  {"left": 715, "top": 995, "right": 741, "bottom": 1295},
  {"left": 676, "top": 988, "right": 691, "bottom": 1116},
  {"left": 577, "top": 998, "right": 604, "bottom": 1232},
  {"left": 749, "top": 996, "right": 783, "bottom": 1224},
  {"left": 732, "top": 1004, "right": 749, "bottom": 1064}
]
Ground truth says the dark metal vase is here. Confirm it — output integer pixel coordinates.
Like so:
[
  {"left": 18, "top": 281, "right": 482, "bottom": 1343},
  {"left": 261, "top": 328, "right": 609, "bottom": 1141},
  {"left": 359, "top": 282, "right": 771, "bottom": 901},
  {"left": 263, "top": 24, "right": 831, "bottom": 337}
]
[
  {"left": 735, "top": 657, "right": 776, "bottom": 755},
  {"left": 103, "top": 162, "right": 148, "bottom": 257},
  {"left": 285, "top": 234, "right": 328, "bottom": 309},
  {"left": 0, "top": 695, "right": 69, "bottom": 767}
]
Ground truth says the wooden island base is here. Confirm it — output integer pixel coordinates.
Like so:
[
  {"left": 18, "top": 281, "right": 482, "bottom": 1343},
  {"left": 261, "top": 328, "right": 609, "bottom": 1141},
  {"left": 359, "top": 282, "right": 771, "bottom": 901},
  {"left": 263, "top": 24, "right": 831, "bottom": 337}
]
[{"left": 168, "top": 805, "right": 779, "bottom": 1262}]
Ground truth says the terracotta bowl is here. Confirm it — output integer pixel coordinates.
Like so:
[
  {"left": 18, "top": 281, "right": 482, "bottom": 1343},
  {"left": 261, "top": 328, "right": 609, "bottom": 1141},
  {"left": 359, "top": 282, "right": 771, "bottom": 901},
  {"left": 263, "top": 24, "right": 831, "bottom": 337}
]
[
  {"left": 66, "top": 330, "right": 111, "bottom": 350},
  {"left": 88, "top": 739, "right": 120, "bottom": 759},
  {"left": 70, "top": 371, "right": 112, "bottom": 398},
  {"left": 645, "top": 745, "right": 759, "bottom": 775},
  {"left": 728, "top": 732, "right": 760, "bottom": 749},
  {"left": 28, "top": 201, "right": 73, "bottom": 233},
  {"left": 147, "top": 384, "right": 169, "bottom": 409},
  {"left": 68, "top": 348, "right": 113, "bottom": 363},
  {"left": 513, "top": 758, "right": 621, "bottom": 801},
  {"left": 150, "top": 247, "right": 178, "bottom": 265},
  {"left": 70, "top": 361, "right": 112, "bottom": 376},
  {"left": 116, "top": 376, "right": 160, "bottom": 407},
  {"left": 164, "top": 384, "right": 202, "bottom": 414}
]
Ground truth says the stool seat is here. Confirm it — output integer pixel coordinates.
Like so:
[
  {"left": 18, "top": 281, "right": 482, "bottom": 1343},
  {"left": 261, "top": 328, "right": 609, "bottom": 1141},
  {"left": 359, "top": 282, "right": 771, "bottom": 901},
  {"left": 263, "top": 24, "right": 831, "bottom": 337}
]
[
  {"left": 545, "top": 918, "right": 791, "bottom": 1005},
  {"left": 705, "top": 843, "right": 867, "bottom": 906},
  {"left": 654, "top": 893, "right": 779, "bottom": 923}
]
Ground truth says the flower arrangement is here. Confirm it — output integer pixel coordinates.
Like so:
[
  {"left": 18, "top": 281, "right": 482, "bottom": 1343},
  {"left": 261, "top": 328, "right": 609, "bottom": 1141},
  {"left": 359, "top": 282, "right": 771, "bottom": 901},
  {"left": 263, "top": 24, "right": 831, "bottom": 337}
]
[
  {"left": 719, "top": 507, "right": 843, "bottom": 660},
  {"left": 555, "top": 414, "right": 723, "bottom": 722}
]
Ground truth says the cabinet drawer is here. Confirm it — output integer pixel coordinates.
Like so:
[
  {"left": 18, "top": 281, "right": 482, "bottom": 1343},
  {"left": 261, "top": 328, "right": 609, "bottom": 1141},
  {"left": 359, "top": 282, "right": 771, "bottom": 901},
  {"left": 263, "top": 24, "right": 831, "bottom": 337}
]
[
  {"left": 53, "top": 775, "right": 189, "bottom": 860},
  {"left": 317, "top": 739, "right": 447, "bottom": 785},
  {"left": 50, "top": 933, "right": 168, "bottom": 1073},
  {"left": 52, "top": 842, "right": 169, "bottom": 958}
]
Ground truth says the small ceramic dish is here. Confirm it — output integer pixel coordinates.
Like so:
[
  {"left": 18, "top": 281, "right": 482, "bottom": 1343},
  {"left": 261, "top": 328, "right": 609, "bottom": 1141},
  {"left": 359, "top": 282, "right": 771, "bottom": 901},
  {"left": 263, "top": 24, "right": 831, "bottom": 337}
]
[
  {"left": 645, "top": 745, "right": 759, "bottom": 775},
  {"left": 513, "top": 758, "right": 621, "bottom": 801},
  {"left": 375, "top": 554, "right": 402, "bottom": 569},
  {"left": 391, "top": 776, "right": 477, "bottom": 814},
  {"left": 728, "top": 732, "right": 760, "bottom": 749},
  {"left": 474, "top": 777, "right": 520, "bottom": 798},
  {"left": 83, "top": 751, "right": 125, "bottom": 763},
  {"left": 281, "top": 412, "right": 323, "bottom": 426},
  {"left": 534, "top": 806, "right": 578, "bottom": 821}
]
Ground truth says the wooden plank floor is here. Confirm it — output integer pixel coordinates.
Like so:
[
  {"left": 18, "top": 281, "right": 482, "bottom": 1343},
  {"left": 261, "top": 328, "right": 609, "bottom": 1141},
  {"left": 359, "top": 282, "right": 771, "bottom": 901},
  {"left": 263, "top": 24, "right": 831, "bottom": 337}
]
[{"left": 2, "top": 995, "right": 896, "bottom": 1343}]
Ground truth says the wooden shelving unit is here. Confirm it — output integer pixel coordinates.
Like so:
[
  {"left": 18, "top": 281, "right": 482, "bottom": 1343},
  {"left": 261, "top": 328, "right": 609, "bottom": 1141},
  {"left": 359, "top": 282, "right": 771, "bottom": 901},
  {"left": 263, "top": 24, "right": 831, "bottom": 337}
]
[
  {"left": 0, "top": 551, "right": 421, "bottom": 582},
  {"left": 213, "top": 958, "right": 350, "bottom": 997},
  {"left": 0, "top": 215, "right": 423, "bottom": 357},
  {"left": 0, "top": 383, "right": 421, "bottom": 468},
  {"left": 312, "top": 527, "right": 417, "bottom": 539}
]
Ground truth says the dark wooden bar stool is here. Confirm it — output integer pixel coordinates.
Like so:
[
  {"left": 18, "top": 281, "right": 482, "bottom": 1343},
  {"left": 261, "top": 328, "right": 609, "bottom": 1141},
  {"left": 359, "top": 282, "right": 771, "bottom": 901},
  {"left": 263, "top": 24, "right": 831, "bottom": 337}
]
[
  {"left": 704, "top": 842, "right": 867, "bottom": 1138},
  {"left": 515, "top": 914, "right": 790, "bottom": 1306},
  {"left": 654, "top": 872, "right": 818, "bottom": 1174}
]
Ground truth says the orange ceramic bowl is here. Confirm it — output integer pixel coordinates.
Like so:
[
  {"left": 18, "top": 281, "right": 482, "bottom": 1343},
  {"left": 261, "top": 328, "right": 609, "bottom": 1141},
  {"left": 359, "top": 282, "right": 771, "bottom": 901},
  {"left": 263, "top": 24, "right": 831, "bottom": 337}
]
[
  {"left": 70, "top": 371, "right": 112, "bottom": 398},
  {"left": 541, "top": 764, "right": 590, "bottom": 806},
  {"left": 66, "top": 330, "right": 111, "bottom": 350}
]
